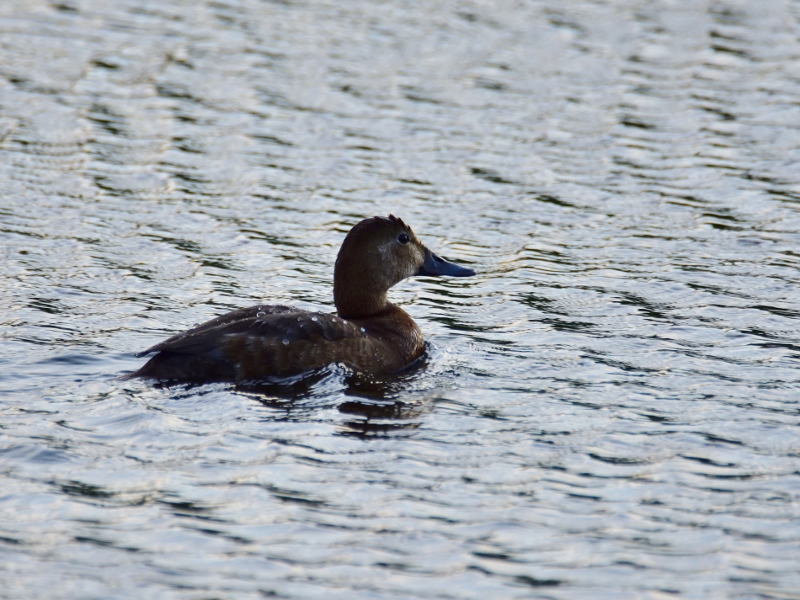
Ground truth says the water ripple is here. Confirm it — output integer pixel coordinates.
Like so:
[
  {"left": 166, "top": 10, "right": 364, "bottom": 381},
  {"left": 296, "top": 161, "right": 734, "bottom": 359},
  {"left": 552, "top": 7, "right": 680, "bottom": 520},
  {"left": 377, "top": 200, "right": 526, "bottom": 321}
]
[{"left": 2, "top": 0, "right": 800, "bottom": 598}]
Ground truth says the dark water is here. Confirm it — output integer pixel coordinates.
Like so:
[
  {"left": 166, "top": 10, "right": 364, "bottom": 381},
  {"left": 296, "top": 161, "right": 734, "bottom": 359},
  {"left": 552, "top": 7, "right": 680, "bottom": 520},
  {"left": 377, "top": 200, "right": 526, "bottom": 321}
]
[{"left": 2, "top": 0, "right": 800, "bottom": 597}]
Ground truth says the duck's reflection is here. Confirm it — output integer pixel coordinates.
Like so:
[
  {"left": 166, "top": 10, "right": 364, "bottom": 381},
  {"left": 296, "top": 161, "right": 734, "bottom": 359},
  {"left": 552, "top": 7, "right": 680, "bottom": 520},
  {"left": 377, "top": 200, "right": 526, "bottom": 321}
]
[
  {"left": 238, "top": 355, "right": 433, "bottom": 438},
  {"left": 336, "top": 397, "right": 428, "bottom": 439}
]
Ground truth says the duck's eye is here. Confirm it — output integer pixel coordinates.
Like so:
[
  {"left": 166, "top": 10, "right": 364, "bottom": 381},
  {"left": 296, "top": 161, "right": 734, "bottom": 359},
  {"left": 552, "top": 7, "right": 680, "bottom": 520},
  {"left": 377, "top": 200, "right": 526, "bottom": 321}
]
[{"left": 397, "top": 233, "right": 410, "bottom": 245}]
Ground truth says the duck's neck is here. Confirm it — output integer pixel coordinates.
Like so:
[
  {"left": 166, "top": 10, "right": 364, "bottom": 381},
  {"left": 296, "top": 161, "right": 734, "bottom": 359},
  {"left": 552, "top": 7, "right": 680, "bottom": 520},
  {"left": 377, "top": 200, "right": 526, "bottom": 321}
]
[{"left": 334, "top": 284, "right": 390, "bottom": 319}]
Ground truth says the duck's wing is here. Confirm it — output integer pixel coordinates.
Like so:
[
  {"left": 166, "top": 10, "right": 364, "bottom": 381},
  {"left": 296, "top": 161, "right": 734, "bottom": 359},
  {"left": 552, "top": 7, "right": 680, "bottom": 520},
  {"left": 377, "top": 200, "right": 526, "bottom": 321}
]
[
  {"left": 227, "top": 311, "right": 393, "bottom": 378},
  {"left": 135, "top": 305, "right": 364, "bottom": 358},
  {"left": 135, "top": 304, "right": 296, "bottom": 357}
]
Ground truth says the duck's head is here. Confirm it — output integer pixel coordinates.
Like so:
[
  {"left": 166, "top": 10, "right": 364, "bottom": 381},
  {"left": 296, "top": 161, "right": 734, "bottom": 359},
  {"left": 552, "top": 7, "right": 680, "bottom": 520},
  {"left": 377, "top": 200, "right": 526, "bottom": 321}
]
[{"left": 334, "top": 215, "right": 476, "bottom": 318}]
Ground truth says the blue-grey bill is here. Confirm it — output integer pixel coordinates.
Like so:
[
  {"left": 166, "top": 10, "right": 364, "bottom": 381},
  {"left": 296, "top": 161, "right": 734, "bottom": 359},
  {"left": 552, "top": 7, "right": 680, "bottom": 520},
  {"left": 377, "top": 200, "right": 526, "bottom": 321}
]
[{"left": 417, "top": 249, "right": 476, "bottom": 277}]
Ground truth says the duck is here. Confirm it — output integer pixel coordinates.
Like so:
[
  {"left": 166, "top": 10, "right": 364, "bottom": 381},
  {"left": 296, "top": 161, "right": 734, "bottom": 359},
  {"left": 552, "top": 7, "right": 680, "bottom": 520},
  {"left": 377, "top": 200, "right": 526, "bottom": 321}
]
[{"left": 129, "top": 215, "right": 475, "bottom": 381}]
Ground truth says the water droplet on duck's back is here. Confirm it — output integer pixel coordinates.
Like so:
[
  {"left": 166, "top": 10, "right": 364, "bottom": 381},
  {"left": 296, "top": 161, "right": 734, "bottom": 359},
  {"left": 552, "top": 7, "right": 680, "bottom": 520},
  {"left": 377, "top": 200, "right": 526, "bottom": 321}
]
[{"left": 282, "top": 338, "right": 289, "bottom": 345}]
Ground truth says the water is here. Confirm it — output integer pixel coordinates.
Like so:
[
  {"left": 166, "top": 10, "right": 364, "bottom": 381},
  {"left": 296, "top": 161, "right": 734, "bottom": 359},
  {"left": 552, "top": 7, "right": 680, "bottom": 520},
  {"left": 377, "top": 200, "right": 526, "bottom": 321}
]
[{"left": 2, "top": 0, "right": 800, "bottom": 597}]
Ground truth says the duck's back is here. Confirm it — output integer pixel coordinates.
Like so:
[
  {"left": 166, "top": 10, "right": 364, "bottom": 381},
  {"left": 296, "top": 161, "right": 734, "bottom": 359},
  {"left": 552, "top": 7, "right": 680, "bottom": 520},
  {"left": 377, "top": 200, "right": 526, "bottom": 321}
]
[{"left": 130, "top": 304, "right": 424, "bottom": 381}]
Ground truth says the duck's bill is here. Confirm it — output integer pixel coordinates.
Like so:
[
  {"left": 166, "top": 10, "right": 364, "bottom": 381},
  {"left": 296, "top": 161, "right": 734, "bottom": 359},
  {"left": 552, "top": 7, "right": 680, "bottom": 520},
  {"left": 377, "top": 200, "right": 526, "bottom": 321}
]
[{"left": 417, "top": 249, "right": 476, "bottom": 277}]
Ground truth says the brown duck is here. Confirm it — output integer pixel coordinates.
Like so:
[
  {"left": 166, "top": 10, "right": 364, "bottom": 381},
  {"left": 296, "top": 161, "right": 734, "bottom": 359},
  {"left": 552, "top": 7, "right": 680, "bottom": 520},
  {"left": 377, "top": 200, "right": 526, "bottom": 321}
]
[{"left": 129, "top": 215, "right": 475, "bottom": 381}]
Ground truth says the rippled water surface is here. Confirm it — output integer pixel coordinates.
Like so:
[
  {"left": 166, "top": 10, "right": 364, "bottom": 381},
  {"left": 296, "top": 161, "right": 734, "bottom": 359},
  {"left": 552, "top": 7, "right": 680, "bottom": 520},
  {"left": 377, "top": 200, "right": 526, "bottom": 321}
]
[{"left": 3, "top": 0, "right": 800, "bottom": 597}]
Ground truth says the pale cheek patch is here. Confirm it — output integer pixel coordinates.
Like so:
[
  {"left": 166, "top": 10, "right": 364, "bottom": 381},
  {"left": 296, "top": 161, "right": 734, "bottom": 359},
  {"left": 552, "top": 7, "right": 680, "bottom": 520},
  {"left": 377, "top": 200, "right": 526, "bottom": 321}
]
[
  {"left": 408, "top": 246, "right": 424, "bottom": 278},
  {"left": 396, "top": 244, "right": 420, "bottom": 280},
  {"left": 378, "top": 240, "right": 420, "bottom": 281}
]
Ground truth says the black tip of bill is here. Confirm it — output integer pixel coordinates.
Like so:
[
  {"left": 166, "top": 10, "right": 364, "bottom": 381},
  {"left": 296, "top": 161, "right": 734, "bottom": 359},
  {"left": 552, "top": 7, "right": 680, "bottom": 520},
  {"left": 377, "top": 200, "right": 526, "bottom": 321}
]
[{"left": 417, "top": 249, "right": 476, "bottom": 278}]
